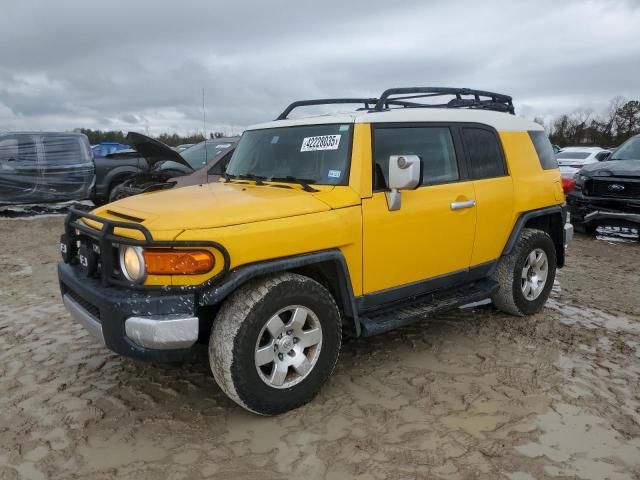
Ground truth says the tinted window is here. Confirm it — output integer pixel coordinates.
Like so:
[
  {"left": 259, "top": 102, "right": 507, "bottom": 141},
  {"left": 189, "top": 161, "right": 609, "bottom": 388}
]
[
  {"left": 528, "top": 131, "right": 558, "bottom": 170},
  {"left": 0, "top": 135, "right": 38, "bottom": 163},
  {"left": 462, "top": 127, "right": 506, "bottom": 179},
  {"left": 42, "top": 136, "right": 84, "bottom": 165},
  {"left": 556, "top": 151, "right": 591, "bottom": 159},
  {"left": 373, "top": 127, "right": 458, "bottom": 189}
]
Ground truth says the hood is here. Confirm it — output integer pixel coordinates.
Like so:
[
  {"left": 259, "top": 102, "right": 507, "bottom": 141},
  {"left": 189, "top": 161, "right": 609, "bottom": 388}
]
[
  {"left": 126, "top": 132, "right": 193, "bottom": 171},
  {"left": 97, "top": 181, "right": 334, "bottom": 231},
  {"left": 580, "top": 159, "right": 640, "bottom": 177}
]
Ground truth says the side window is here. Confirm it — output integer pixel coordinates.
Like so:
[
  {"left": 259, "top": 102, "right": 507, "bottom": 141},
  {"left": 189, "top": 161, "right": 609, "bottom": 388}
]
[
  {"left": 462, "top": 127, "right": 506, "bottom": 179},
  {"left": 42, "top": 136, "right": 83, "bottom": 165},
  {"left": 373, "top": 127, "right": 459, "bottom": 190},
  {"left": 595, "top": 151, "right": 609, "bottom": 161},
  {"left": 208, "top": 150, "right": 234, "bottom": 175},
  {"left": 528, "top": 131, "right": 558, "bottom": 170},
  {"left": 0, "top": 135, "right": 38, "bottom": 163}
]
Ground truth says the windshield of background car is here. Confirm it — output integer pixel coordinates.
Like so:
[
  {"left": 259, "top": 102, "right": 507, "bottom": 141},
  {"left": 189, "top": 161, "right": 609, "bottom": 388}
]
[
  {"left": 225, "top": 124, "right": 353, "bottom": 186},
  {"left": 556, "top": 151, "right": 591, "bottom": 159},
  {"left": 611, "top": 136, "right": 640, "bottom": 161},
  {"left": 179, "top": 141, "right": 235, "bottom": 169}
]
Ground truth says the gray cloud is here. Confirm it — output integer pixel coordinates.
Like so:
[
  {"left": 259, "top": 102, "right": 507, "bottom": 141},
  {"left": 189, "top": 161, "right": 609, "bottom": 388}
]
[{"left": 0, "top": 0, "right": 638, "bottom": 134}]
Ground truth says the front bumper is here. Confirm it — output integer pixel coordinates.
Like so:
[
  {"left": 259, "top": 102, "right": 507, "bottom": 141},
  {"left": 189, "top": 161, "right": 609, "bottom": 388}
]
[
  {"left": 59, "top": 261, "right": 199, "bottom": 362},
  {"left": 567, "top": 191, "right": 640, "bottom": 227}
]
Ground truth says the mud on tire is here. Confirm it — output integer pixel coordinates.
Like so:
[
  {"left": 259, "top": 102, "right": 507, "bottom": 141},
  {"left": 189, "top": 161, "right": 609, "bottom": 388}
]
[
  {"left": 491, "top": 228, "right": 557, "bottom": 316},
  {"left": 209, "top": 272, "right": 342, "bottom": 415}
]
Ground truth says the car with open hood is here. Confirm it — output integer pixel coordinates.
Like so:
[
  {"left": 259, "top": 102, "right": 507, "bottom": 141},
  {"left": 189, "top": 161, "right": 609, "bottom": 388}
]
[
  {"left": 567, "top": 134, "right": 640, "bottom": 233},
  {"left": 92, "top": 133, "right": 238, "bottom": 204},
  {"left": 57, "top": 87, "right": 572, "bottom": 415}
]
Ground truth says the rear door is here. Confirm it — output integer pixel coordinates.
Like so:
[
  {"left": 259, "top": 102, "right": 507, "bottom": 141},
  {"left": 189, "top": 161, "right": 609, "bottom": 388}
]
[
  {"left": 0, "top": 134, "right": 40, "bottom": 204},
  {"left": 460, "top": 125, "right": 514, "bottom": 266},
  {"left": 38, "top": 134, "right": 95, "bottom": 201}
]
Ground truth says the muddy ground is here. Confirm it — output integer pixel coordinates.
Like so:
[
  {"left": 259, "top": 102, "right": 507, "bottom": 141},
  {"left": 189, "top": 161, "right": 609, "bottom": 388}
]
[{"left": 0, "top": 215, "right": 639, "bottom": 480}]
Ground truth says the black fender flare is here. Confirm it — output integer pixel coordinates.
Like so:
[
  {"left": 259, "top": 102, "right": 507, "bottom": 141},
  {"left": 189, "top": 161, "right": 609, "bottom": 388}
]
[
  {"left": 100, "top": 167, "right": 140, "bottom": 196},
  {"left": 198, "top": 249, "right": 361, "bottom": 335},
  {"left": 502, "top": 205, "right": 566, "bottom": 267}
]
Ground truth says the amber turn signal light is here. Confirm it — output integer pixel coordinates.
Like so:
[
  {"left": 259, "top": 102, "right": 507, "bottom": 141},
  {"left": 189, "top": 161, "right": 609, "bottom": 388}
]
[{"left": 143, "top": 249, "right": 215, "bottom": 275}]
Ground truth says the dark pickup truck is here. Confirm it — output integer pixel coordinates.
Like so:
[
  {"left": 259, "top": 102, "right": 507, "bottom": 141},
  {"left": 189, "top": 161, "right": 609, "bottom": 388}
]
[{"left": 567, "top": 134, "right": 640, "bottom": 233}]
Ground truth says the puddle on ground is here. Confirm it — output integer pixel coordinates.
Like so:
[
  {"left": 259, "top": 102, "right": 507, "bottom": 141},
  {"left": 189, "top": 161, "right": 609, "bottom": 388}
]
[{"left": 516, "top": 403, "right": 640, "bottom": 480}]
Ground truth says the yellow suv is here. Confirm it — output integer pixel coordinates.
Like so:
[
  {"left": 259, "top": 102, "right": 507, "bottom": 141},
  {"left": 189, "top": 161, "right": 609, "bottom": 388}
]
[{"left": 58, "top": 87, "right": 572, "bottom": 415}]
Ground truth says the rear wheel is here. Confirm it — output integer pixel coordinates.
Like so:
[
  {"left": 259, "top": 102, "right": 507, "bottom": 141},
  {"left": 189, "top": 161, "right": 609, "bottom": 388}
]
[
  {"left": 209, "top": 273, "right": 342, "bottom": 415},
  {"left": 491, "top": 228, "right": 557, "bottom": 316}
]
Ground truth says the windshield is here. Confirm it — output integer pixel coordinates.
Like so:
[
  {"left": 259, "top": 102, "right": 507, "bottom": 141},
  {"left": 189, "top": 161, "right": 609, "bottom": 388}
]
[
  {"left": 611, "top": 136, "right": 640, "bottom": 161},
  {"left": 556, "top": 151, "right": 591, "bottom": 159},
  {"left": 225, "top": 124, "right": 352, "bottom": 186},
  {"left": 179, "top": 140, "right": 235, "bottom": 169}
]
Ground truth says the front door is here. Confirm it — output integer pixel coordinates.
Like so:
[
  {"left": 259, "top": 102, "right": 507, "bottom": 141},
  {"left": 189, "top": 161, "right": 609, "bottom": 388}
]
[{"left": 362, "top": 124, "right": 477, "bottom": 295}]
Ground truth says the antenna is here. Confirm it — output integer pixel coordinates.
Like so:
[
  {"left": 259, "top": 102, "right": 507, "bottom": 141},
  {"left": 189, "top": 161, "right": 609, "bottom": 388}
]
[{"left": 202, "top": 87, "right": 208, "bottom": 163}]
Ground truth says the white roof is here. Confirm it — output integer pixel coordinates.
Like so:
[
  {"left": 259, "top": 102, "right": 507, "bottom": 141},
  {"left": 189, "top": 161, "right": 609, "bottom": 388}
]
[
  {"left": 247, "top": 108, "right": 544, "bottom": 133},
  {"left": 559, "top": 146, "right": 605, "bottom": 152}
]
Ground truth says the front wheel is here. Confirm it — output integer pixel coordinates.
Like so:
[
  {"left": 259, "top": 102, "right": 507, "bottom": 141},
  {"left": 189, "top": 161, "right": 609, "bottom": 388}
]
[
  {"left": 491, "top": 228, "right": 557, "bottom": 316},
  {"left": 209, "top": 273, "right": 342, "bottom": 415}
]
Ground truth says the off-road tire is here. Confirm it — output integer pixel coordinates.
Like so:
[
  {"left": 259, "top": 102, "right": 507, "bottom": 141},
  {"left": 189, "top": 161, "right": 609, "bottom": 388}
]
[
  {"left": 209, "top": 272, "right": 342, "bottom": 415},
  {"left": 491, "top": 228, "right": 557, "bottom": 316}
]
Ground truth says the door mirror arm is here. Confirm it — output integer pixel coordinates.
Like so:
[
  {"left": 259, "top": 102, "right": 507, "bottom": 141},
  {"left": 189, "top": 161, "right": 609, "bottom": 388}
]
[{"left": 385, "top": 155, "right": 421, "bottom": 211}]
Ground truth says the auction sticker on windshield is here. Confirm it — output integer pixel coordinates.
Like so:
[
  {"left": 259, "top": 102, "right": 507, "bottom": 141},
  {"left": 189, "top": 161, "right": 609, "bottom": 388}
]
[{"left": 300, "top": 135, "right": 341, "bottom": 152}]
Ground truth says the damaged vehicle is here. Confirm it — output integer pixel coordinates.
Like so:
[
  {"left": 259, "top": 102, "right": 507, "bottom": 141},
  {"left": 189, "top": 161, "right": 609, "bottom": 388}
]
[
  {"left": 57, "top": 87, "right": 572, "bottom": 415},
  {"left": 93, "top": 133, "right": 238, "bottom": 204},
  {"left": 0, "top": 132, "right": 94, "bottom": 205},
  {"left": 567, "top": 134, "right": 640, "bottom": 233}
]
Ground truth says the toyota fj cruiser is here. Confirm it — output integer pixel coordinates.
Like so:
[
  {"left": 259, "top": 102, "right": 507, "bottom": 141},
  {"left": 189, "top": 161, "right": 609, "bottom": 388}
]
[{"left": 58, "top": 87, "right": 572, "bottom": 415}]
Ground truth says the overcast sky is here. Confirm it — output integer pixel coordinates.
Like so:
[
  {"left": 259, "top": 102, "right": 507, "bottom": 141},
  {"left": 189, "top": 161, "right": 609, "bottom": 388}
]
[{"left": 1, "top": 0, "right": 639, "bottom": 135}]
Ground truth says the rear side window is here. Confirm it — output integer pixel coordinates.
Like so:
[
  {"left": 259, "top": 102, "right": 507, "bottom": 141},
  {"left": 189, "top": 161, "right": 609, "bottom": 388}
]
[
  {"left": 461, "top": 127, "right": 506, "bottom": 179},
  {"left": 373, "top": 126, "right": 459, "bottom": 189},
  {"left": 0, "top": 135, "right": 38, "bottom": 163},
  {"left": 529, "top": 131, "right": 558, "bottom": 170},
  {"left": 42, "top": 136, "right": 85, "bottom": 165}
]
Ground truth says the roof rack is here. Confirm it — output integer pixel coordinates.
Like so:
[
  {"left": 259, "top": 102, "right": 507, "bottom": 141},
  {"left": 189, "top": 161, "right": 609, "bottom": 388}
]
[
  {"left": 275, "top": 97, "right": 428, "bottom": 120},
  {"left": 275, "top": 87, "right": 515, "bottom": 120},
  {"left": 374, "top": 87, "right": 515, "bottom": 114}
]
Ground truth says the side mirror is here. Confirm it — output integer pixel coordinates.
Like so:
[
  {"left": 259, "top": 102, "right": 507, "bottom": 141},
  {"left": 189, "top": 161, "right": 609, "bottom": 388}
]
[
  {"left": 386, "top": 155, "right": 420, "bottom": 211},
  {"left": 600, "top": 152, "right": 612, "bottom": 161}
]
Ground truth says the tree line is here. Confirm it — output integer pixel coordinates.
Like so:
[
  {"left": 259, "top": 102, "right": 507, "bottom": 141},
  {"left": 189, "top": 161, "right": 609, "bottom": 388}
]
[
  {"left": 78, "top": 129, "right": 229, "bottom": 147},
  {"left": 538, "top": 98, "right": 640, "bottom": 148}
]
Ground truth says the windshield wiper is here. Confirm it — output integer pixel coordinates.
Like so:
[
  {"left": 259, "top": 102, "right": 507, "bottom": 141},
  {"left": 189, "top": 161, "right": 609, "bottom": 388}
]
[
  {"left": 238, "top": 173, "right": 267, "bottom": 185},
  {"left": 270, "top": 176, "right": 319, "bottom": 192},
  {"left": 222, "top": 172, "right": 237, "bottom": 183}
]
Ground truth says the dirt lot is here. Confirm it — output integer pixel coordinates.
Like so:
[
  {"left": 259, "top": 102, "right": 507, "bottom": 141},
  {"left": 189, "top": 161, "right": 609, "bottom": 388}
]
[{"left": 0, "top": 216, "right": 639, "bottom": 480}]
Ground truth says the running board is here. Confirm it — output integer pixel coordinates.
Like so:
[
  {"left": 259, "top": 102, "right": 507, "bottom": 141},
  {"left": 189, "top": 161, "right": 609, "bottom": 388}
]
[{"left": 358, "top": 279, "right": 499, "bottom": 337}]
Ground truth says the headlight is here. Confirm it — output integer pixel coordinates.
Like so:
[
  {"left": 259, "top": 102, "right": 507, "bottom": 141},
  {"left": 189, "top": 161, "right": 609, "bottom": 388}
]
[
  {"left": 573, "top": 173, "right": 588, "bottom": 187},
  {"left": 119, "top": 246, "right": 145, "bottom": 283}
]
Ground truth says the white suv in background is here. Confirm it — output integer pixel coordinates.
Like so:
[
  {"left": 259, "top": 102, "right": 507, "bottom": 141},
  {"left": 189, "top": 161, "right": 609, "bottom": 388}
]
[{"left": 556, "top": 146, "right": 611, "bottom": 178}]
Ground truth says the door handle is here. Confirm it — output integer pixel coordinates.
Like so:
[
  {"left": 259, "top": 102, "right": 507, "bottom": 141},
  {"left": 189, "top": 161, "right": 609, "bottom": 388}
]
[{"left": 450, "top": 199, "right": 476, "bottom": 210}]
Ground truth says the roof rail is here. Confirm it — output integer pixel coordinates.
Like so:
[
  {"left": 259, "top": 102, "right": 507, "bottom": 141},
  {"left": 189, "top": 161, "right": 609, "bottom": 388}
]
[
  {"left": 275, "top": 87, "right": 515, "bottom": 120},
  {"left": 374, "top": 87, "right": 515, "bottom": 114},
  {"left": 276, "top": 98, "right": 379, "bottom": 120},
  {"left": 275, "top": 97, "right": 426, "bottom": 120}
]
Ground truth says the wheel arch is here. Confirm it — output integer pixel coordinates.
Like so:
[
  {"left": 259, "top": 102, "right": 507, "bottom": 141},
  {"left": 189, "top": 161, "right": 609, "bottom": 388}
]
[
  {"left": 503, "top": 205, "right": 566, "bottom": 268},
  {"left": 199, "top": 250, "right": 361, "bottom": 336}
]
